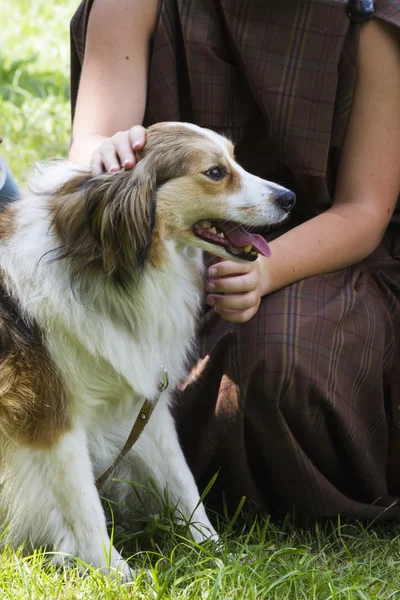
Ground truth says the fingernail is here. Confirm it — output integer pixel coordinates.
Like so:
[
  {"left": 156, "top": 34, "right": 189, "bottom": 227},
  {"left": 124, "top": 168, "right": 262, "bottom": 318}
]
[
  {"left": 206, "top": 281, "right": 215, "bottom": 291},
  {"left": 207, "top": 296, "right": 216, "bottom": 306},
  {"left": 132, "top": 141, "right": 141, "bottom": 150},
  {"left": 209, "top": 267, "right": 217, "bottom": 276},
  {"left": 122, "top": 158, "right": 132, "bottom": 168}
]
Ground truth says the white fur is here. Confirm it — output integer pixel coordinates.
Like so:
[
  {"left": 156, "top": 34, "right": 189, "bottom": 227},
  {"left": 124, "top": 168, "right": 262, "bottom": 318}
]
[
  {"left": 0, "top": 162, "right": 217, "bottom": 577},
  {"left": 0, "top": 124, "right": 292, "bottom": 578}
]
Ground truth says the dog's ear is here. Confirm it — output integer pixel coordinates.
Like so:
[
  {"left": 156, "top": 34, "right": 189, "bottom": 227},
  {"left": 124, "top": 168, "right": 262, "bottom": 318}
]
[
  {"left": 85, "top": 164, "right": 157, "bottom": 276},
  {"left": 51, "top": 164, "right": 157, "bottom": 289}
]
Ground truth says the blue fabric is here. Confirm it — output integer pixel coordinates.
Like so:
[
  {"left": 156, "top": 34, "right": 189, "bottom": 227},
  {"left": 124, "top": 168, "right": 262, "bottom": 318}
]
[{"left": 0, "top": 158, "right": 20, "bottom": 204}]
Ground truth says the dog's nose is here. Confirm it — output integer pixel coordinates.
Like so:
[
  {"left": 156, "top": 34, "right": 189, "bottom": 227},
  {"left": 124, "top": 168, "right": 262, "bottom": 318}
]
[{"left": 275, "top": 190, "right": 296, "bottom": 212}]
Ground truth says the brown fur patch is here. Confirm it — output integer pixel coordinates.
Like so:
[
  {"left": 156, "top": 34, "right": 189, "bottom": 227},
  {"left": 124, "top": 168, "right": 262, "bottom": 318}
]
[
  {"left": 226, "top": 160, "right": 242, "bottom": 195},
  {"left": 0, "top": 205, "right": 17, "bottom": 240},
  {"left": 50, "top": 123, "right": 243, "bottom": 287},
  {"left": 0, "top": 278, "right": 70, "bottom": 448},
  {"left": 50, "top": 169, "right": 159, "bottom": 291},
  {"left": 144, "top": 125, "right": 242, "bottom": 197}
]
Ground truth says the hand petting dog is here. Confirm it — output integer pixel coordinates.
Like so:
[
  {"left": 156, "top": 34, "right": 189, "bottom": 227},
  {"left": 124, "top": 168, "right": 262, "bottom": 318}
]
[{"left": 92, "top": 124, "right": 271, "bottom": 324}]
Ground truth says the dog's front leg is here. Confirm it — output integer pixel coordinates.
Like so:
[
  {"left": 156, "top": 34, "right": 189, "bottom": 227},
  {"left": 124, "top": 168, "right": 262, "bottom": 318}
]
[
  {"left": 0, "top": 427, "right": 133, "bottom": 579},
  {"left": 127, "top": 399, "right": 218, "bottom": 543}
]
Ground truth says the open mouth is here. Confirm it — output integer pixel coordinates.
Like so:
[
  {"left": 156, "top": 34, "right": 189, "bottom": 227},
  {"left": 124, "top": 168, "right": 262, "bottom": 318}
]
[{"left": 192, "top": 220, "right": 271, "bottom": 261}]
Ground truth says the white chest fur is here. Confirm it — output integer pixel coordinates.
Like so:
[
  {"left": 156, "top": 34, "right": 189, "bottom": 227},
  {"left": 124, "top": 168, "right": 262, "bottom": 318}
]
[{"left": 0, "top": 196, "right": 205, "bottom": 411}]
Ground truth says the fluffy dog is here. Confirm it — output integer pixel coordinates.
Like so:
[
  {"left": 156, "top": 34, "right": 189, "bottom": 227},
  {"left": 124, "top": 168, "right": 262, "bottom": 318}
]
[{"left": 0, "top": 122, "right": 294, "bottom": 576}]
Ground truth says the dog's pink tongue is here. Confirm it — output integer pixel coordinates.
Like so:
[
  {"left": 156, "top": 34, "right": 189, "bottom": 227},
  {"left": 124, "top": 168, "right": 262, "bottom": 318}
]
[{"left": 221, "top": 225, "right": 271, "bottom": 257}]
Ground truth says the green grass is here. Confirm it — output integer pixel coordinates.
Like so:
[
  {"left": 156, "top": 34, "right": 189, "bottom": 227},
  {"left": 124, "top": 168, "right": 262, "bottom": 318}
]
[
  {"left": 1, "top": 513, "right": 400, "bottom": 599},
  {"left": 0, "top": 0, "right": 72, "bottom": 188},
  {"left": 1, "top": 0, "right": 400, "bottom": 597}
]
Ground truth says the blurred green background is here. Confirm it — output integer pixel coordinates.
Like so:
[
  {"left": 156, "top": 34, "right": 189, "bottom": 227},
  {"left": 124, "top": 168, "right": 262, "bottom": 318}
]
[{"left": 0, "top": 0, "right": 76, "bottom": 188}]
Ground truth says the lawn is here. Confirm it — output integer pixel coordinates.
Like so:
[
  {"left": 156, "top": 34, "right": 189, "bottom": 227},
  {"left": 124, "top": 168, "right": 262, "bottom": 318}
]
[
  {"left": 1, "top": 0, "right": 400, "bottom": 598},
  {"left": 1, "top": 0, "right": 72, "bottom": 188},
  {"left": 0, "top": 511, "right": 400, "bottom": 599}
]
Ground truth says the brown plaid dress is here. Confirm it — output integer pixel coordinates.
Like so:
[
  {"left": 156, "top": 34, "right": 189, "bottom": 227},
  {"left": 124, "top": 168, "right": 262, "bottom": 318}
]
[{"left": 71, "top": 0, "right": 400, "bottom": 519}]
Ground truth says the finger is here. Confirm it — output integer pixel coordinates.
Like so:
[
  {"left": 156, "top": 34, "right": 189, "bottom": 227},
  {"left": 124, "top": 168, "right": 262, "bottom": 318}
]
[
  {"left": 207, "top": 291, "right": 259, "bottom": 311},
  {"left": 215, "top": 307, "right": 256, "bottom": 324},
  {"left": 206, "top": 273, "right": 257, "bottom": 294},
  {"left": 99, "top": 142, "right": 121, "bottom": 173},
  {"left": 113, "top": 131, "right": 136, "bottom": 169},
  {"left": 208, "top": 259, "right": 253, "bottom": 278},
  {"left": 91, "top": 151, "right": 105, "bottom": 176},
  {"left": 128, "top": 125, "right": 146, "bottom": 151}
]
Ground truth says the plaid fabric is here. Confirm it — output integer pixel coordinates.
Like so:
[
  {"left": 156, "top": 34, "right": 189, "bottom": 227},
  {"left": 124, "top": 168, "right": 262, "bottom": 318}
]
[
  {"left": 70, "top": 0, "right": 400, "bottom": 518},
  {"left": 178, "top": 258, "right": 400, "bottom": 518}
]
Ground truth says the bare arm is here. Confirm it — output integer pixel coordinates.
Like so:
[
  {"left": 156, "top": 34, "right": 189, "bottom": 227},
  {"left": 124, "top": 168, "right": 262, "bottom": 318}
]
[
  {"left": 207, "top": 19, "right": 400, "bottom": 321},
  {"left": 68, "top": 0, "right": 158, "bottom": 171},
  {"left": 264, "top": 19, "right": 400, "bottom": 290}
]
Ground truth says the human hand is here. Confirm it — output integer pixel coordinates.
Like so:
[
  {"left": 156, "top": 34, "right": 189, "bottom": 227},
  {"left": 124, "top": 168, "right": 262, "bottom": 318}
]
[
  {"left": 91, "top": 125, "right": 146, "bottom": 175},
  {"left": 205, "top": 257, "right": 269, "bottom": 323}
]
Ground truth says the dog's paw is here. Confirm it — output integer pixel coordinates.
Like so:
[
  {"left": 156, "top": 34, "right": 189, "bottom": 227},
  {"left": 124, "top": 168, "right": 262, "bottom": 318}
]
[
  {"left": 47, "top": 547, "right": 135, "bottom": 582},
  {"left": 103, "top": 546, "right": 135, "bottom": 582},
  {"left": 107, "top": 560, "right": 136, "bottom": 582},
  {"left": 46, "top": 552, "right": 76, "bottom": 572},
  {"left": 189, "top": 523, "right": 219, "bottom": 544}
]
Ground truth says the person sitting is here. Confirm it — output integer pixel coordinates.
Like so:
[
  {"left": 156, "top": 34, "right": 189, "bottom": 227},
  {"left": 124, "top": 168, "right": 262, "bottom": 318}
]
[{"left": 69, "top": 0, "right": 400, "bottom": 519}]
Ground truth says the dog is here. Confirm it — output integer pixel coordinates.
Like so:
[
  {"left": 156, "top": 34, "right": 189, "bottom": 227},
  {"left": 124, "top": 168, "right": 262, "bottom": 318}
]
[{"left": 0, "top": 122, "right": 295, "bottom": 577}]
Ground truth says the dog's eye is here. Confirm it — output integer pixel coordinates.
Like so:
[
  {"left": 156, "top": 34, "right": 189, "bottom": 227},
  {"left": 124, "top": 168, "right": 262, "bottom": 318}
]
[{"left": 203, "top": 167, "right": 226, "bottom": 181}]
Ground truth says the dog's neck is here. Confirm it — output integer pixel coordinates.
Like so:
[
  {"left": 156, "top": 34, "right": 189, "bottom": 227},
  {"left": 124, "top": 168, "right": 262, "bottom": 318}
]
[{"left": 0, "top": 191, "right": 205, "bottom": 395}]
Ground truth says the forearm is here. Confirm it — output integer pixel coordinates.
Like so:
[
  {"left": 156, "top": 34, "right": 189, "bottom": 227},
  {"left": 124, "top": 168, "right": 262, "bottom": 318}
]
[
  {"left": 68, "top": 0, "right": 158, "bottom": 167},
  {"left": 263, "top": 19, "right": 400, "bottom": 296},
  {"left": 69, "top": 134, "right": 108, "bottom": 165},
  {"left": 262, "top": 202, "right": 390, "bottom": 295},
  {"left": 205, "top": 20, "right": 400, "bottom": 323}
]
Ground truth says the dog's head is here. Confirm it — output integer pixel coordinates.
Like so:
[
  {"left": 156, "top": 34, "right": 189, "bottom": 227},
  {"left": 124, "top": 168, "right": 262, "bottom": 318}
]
[{"left": 50, "top": 122, "right": 295, "bottom": 288}]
